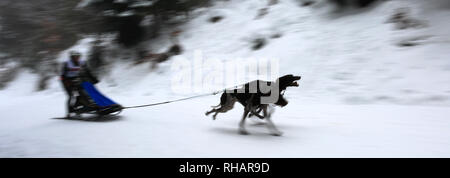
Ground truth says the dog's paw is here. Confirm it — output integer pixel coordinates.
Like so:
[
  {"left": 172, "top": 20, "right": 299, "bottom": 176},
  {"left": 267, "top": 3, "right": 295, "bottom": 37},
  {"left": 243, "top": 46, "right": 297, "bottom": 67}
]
[
  {"left": 270, "top": 131, "right": 283, "bottom": 136},
  {"left": 239, "top": 129, "right": 249, "bottom": 135}
]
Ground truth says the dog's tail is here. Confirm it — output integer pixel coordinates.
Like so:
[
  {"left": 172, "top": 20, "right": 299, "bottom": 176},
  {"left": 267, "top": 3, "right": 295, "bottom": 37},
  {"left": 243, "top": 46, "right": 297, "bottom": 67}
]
[
  {"left": 211, "top": 104, "right": 221, "bottom": 108},
  {"left": 211, "top": 90, "right": 226, "bottom": 108}
]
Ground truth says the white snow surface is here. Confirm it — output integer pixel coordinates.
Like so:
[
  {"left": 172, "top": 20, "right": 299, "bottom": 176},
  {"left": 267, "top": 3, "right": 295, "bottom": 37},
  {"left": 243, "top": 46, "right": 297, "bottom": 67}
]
[{"left": 1, "top": 0, "right": 450, "bottom": 157}]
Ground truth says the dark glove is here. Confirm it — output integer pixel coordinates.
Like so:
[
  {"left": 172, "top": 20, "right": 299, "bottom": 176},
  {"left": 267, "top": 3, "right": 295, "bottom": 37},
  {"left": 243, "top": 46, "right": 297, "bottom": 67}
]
[{"left": 92, "top": 77, "right": 99, "bottom": 84}]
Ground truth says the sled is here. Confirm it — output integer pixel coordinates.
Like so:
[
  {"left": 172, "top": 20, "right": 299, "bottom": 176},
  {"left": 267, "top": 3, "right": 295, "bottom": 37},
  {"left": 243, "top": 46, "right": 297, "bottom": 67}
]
[
  {"left": 72, "top": 81, "right": 123, "bottom": 116},
  {"left": 52, "top": 114, "right": 121, "bottom": 122}
]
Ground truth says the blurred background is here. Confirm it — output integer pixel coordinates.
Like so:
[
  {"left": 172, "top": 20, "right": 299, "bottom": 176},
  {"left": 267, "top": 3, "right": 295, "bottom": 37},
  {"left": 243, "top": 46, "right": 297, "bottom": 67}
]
[
  {"left": 0, "top": 0, "right": 212, "bottom": 90},
  {"left": 1, "top": 0, "right": 450, "bottom": 105}
]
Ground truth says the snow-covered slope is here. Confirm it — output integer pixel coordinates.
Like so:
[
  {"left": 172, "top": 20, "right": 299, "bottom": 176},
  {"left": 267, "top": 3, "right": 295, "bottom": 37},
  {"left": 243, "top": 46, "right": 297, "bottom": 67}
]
[{"left": 1, "top": 0, "right": 450, "bottom": 157}]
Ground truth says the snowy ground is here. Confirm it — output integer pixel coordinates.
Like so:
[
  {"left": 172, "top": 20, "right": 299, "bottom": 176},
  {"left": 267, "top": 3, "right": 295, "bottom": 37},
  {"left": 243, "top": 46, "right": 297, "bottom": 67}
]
[
  {"left": 1, "top": 0, "right": 450, "bottom": 157},
  {"left": 1, "top": 83, "right": 450, "bottom": 157}
]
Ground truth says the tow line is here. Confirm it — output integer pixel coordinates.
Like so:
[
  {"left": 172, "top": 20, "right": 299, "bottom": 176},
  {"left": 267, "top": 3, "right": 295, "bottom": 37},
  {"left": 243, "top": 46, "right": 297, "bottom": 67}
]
[{"left": 122, "top": 91, "right": 221, "bottom": 110}]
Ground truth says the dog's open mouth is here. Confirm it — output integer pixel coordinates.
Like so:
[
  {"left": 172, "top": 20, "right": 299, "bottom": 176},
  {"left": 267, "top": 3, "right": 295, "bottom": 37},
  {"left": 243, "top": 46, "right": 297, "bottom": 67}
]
[{"left": 291, "top": 81, "right": 299, "bottom": 86}]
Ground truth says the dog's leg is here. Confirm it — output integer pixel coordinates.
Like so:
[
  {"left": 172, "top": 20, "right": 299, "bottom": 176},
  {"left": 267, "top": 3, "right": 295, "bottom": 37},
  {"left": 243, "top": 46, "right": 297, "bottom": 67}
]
[
  {"left": 206, "top": 100, "right": 237, "bottom": 120},
  {"left": 205, "top": 108, "right": 220, "bottom": 120},
  {"left": 239, "top": 108, "right": 250, "bottom": 135},
  {"left": 255, "top": 107, "right": 263, "bottom": 114},
  {"left": 205, "top": 109, "right": 216, "bottom": 116},
  {"left": 217, "top": 99, "right": 237, "bottom": 120},
  {"left": 206, "top": 109, "right": 220, "bottom": 120},
  {"left": 206, "top": 93, "right": 237, "bottom": 120},
  {"left": 205, "top": 110, "right": 212, "bottom": 116},
  {"left": 248, "top": 107, "right": 264, "bottom": 119},
  {"left": 248, "top": 107, "right": 260, "bottom": 118},
  {"left": 249, "top": 107, "right": 265, "bottom": 119},
  {"left": 263, "top": 105, "right": 282, "bottom": 136}
]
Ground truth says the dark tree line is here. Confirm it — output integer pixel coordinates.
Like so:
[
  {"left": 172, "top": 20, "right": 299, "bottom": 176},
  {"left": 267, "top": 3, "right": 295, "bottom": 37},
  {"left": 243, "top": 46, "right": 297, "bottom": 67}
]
[
  {"left": 84, "top": 0, "right": 211, "bottom": 47},
  {"left": 0, "top": 0, "right": 85, "bottom": 67},
  {"left": 0, "top": 0, "right": 210, "bottom": 89},
  {"left": 0, "top": 0, "right": 210, "bottom": 67},
  {"left": 328, "top": 0, "right": 379, "bottom": 8}
]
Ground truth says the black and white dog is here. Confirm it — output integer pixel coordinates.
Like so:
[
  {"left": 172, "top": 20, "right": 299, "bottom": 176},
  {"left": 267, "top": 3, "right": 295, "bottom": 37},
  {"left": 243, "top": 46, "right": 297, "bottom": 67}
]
[{"left": 206, "top": 74, "right": 301, "bottom": 136}]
